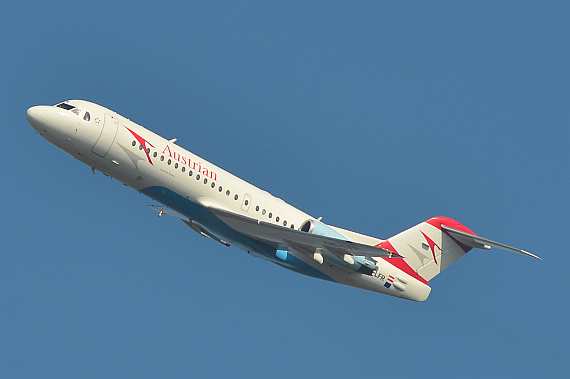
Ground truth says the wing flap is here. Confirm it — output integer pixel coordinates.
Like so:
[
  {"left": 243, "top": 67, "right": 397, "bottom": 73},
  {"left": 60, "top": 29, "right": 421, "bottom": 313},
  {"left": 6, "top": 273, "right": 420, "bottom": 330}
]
[{"left": 441, "top": 225, "right": 541, "bottom": 260}]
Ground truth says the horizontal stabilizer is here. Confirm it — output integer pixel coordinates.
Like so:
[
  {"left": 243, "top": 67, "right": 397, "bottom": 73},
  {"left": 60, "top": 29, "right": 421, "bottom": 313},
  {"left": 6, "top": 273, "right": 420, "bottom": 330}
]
[{"left": 441, "top": 225, "right": 541, "bottom": 260}]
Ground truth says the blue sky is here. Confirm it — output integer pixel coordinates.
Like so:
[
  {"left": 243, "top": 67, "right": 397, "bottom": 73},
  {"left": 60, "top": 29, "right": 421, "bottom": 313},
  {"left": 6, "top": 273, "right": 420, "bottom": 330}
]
[{"left": 1, "top": 1, "right": 568, "bottom": 377}]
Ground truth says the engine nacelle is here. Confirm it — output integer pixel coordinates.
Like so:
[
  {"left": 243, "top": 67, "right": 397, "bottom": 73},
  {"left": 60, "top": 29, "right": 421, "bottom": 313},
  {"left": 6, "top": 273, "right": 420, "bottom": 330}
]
[
  {"left": 299, "top": 219, "right": 377, "bottom": 275},
  {"left": 299, "top": 219, "right": 346, "bottom": 239}
]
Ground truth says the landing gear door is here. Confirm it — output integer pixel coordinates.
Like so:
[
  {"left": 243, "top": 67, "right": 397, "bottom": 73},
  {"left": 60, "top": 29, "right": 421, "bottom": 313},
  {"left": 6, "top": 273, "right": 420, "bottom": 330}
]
[{"left": 92, "top": 114, "right": 118, "bottom": 157}]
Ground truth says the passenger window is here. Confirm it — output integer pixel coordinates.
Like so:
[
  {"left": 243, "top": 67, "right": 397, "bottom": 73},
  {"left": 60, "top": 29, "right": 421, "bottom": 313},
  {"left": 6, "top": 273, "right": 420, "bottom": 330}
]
[{"left": 196, "top": 174, "right": 201, "bottom": 180}]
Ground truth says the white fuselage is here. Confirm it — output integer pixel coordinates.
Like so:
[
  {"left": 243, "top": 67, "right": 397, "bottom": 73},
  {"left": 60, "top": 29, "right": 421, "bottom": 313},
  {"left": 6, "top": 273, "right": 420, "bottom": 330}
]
[{"left": 27, "top": 100, "right": 431, "bottom": 301}]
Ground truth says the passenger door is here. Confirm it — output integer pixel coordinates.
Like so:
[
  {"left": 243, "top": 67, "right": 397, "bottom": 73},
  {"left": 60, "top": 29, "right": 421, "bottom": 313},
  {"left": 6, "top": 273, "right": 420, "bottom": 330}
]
[{"left": 91, "top": 114, "right": 118, "bottom": 157}]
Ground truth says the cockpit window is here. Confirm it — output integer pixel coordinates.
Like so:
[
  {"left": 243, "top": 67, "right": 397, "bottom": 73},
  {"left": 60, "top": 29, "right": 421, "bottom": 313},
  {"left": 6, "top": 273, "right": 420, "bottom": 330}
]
[
  {"left": 57, "top": 103, "right": 75, "bottom": 110},
  {"left": 56, "top": 103, "right": 90, "bottom": 121}
]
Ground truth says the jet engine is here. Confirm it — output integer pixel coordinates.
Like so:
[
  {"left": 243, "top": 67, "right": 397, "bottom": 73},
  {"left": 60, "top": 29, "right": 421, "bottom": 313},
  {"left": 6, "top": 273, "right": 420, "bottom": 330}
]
[{"left": 300, "top": 218, "right": 347, "bottom": 239}]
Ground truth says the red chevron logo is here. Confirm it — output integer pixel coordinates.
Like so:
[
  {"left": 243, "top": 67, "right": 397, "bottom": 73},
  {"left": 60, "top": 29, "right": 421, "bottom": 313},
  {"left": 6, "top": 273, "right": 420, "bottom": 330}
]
[{"left": 421, "top": 231, "right": 441, "bottom": 265}]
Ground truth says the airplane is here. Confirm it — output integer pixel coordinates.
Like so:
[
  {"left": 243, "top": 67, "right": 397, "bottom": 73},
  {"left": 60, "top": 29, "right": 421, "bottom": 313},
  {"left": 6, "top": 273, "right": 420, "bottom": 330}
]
[{"left": 26, "top": 100, "right": 541, "bottom": 301}]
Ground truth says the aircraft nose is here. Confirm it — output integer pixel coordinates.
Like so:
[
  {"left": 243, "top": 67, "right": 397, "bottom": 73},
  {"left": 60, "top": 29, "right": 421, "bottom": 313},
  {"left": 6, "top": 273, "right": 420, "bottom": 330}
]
[{"left": 26, "top": 105, "right": 49, "bottom": 133}]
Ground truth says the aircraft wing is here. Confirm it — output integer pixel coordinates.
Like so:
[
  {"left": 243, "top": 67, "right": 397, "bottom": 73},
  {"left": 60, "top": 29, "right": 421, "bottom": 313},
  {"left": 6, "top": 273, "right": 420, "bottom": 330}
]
[{"left": 208, "top": 207, "right": 401, "bottom": 260}]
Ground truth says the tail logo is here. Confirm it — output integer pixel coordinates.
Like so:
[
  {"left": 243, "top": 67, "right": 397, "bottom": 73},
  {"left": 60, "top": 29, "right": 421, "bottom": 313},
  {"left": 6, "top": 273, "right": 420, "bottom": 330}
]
[{"left": 421, "top": 231, "right": 441, "bottom": 265}]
